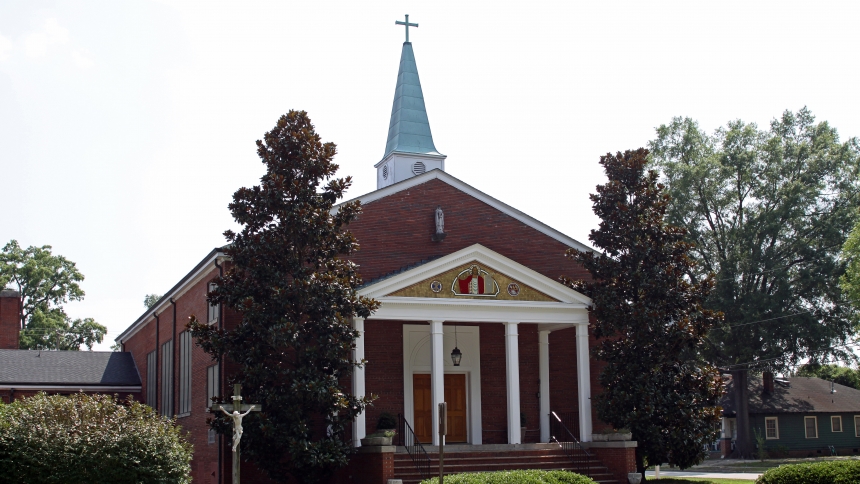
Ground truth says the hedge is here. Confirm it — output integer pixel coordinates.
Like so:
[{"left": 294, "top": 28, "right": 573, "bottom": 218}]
[
  {"left": 0, "top": 392, "right": 193, "bottom": 484},
  {"left": 420, "top": 470, "right": 598, "bottom": 484},
  {"left": 755, "top": 459, "right": 860, "bottom": 484}
]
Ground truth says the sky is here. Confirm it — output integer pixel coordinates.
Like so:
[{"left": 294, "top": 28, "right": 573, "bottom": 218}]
[{"left": 1, "top": 1, "right": 859, "bottom": 350}]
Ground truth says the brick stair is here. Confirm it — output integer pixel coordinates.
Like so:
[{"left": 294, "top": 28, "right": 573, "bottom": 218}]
[{"left": 393, "top": 447, "right": 619, "bottom": 484}]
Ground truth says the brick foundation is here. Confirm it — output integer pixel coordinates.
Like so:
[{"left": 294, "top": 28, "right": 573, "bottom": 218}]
[{"left": 583, "top": 442, "right": 637, "bottom": 484}]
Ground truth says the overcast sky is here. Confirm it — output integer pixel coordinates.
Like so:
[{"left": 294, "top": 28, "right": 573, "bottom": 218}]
[{"left": 2, "top": 1, "right": 859, "bottom": 350}]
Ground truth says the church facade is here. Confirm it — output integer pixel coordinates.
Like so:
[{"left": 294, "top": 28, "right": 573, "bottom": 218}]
[{"left": 116, "top": 31, "right": 636, "bottom": 484}]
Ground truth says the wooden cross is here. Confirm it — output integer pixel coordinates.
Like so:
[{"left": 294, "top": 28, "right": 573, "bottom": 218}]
[
  {"left": 209, "top": 384, "right": 263, "bottom": 484},
  {"left": 395, "top": 14, "right": 418, "bottom": 43}
]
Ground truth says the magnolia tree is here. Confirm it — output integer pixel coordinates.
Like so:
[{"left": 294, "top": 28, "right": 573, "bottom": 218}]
[
  {"left": 189, "top": 110, "right": 378, "bottom": 484},
  {"left": 0, "top": 393, "right": 192, "bottom": 483},
  {"left": 565, "top": 149, "right": 723, "bottom": 478}
]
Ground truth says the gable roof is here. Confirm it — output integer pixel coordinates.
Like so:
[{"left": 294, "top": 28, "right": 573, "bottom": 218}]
[
  {"left": 0, "top": 350, "right": 141, "bottom": 388},
  {"left": 337, "top": 169, "right": 594, "bottom": 254},
  {"left": 722, "top": 376, "right": 860, "bottom": 414}
]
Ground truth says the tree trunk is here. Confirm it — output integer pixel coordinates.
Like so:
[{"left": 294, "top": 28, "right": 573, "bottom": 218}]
[
  {"left": 636, "top": 445, "right": 647, "bottom": 481},
  {"left": 732, "top": 369, "right": 753, "bottom": 458}
]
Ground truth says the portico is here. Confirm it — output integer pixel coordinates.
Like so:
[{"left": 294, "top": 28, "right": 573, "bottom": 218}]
[{"left": 352, "top": 244, "right": 593, "bottom": 447}]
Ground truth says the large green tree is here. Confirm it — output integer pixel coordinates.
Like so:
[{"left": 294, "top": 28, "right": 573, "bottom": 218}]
[
  {"left": 189, "top": 110, "right": 378, "bottom": 484},
  {"left": 0, "top": 240, "right": 106, "bottom": 350},
  {"left": 566, "top": 149, "right": 723, "bottom": 478},
  {"left": 649, "top": 107, "right": 860, "bottom": 457}
]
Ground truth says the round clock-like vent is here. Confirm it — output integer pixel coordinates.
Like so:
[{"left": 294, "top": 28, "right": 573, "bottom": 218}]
[
  {"left": 412, "top": 161, "right": 426, "bottom": 175},
  {"left": 382, "top": 165, "right": 389, "bottom": 180}
]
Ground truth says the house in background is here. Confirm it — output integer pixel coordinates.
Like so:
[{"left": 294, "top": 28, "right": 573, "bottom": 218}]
[
  {"left": 720, "top": 372, "right": 860, "bottom": 457},
  {"left": 0, "top": 289, "right": 141, "bottom": 403}
]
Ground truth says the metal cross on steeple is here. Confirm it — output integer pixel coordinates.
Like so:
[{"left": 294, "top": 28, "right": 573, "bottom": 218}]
[{"left": 395, "top": 14, "right": 418, "bottom": 43}]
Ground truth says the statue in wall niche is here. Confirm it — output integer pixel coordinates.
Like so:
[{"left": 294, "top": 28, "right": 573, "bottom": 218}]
[{"left": 432, "top": 205, "right": 447, "bottom": 241}]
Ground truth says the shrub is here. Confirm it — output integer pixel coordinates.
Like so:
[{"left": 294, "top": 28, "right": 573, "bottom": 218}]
[
  {"left": 0, "top": 392, "right": 192, "bottom": 483},
  {"left": 755, "top": 459, "right": 860, "bottom": 484},
  {"left": 377, "top": 411, "right": 398, "bottom": 430},
  {"left": 420, "top": 469, "right": 597, "bottom": 484}
]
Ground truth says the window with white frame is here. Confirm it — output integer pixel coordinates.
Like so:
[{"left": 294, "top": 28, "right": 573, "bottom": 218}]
[
  {"left": 161, "top": 340, "right": 174, "bottom": 417},
  {"left": 207, "top": 363, "right": 219, "bottom": 444},
  {"left": 207, "top": 363, "right": 219, "bottom": 410},
  {"left": 832, "top": 415, "right": 843, "bottom": 432},
  {"left": 765, "top": 417, "right": 779, "bottom": 439},
  {"left": 146, "top": 350, "right": 157, "bottom": 408},
  {"left": 804, "top": 416, "right": 818, "bottom": 439},
  {"left": 855, "top": 416, "right": 860, "bottom": 437},
  {"left": 177, "top": 331, "right": 192, "bottom": 416},
  {"left": 208, "top": 283, "right": 219, "bottom": 324}
]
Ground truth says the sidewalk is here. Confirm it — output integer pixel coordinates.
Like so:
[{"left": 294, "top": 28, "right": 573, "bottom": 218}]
[
  {"left": 645, "top": 470, "right": 762, "bottom": 479},
  {"left": 646, "top": 459, "right": 764, "bottom": 480}
]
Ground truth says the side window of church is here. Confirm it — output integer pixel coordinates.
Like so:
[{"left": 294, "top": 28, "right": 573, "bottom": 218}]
[
  {"left": 207, "top": 363, "right": 219, "bottom": 444},
  {"left": 178, "top": 331, "right": 192, "bottom": 416},
  {"left": 146, "top": 350, "right": 157, "bottom": 408},
  {"left": 161, "top": 340, "right": 174, "bottom": 416},
  {"left": 208, "top": 283, "right": 219, "bottom": 324}
]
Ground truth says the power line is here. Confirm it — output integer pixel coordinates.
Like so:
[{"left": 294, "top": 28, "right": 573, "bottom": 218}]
[
  {"left": 720, "top": 342, "right": 860, "bottom": 370},
  {"left": 711, "top": 310, "right": 814, "bottom": 330}
]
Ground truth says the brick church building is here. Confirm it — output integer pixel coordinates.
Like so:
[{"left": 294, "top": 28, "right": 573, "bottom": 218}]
[{"left": 115, "top": 28, "right": 637, "bottom": 484}]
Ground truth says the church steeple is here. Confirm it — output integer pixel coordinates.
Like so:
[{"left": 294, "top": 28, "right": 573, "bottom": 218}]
[{"left": 375, "top": 16, "right": 446, "bottom": 189}]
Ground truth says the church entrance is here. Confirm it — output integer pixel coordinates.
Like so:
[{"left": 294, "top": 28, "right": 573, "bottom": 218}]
[{"left": 412, "top": 373, "right": 468, "bottom": 444}]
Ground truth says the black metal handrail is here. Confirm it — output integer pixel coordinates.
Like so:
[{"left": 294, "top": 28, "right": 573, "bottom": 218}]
[
  {"left": 398, "top": 414, "right": 431, "bottom": 480},
  {"left": 549, "top": 411, "right": 592, "bottom": 477}
]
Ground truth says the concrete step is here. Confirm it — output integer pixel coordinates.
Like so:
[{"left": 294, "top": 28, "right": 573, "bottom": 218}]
[{"left": 392, "top": 448, "right": 614, "bottom": 484}]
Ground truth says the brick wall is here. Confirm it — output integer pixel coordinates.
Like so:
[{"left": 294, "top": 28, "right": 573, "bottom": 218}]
[
  {"left": 123, "top": 265, "right": 223, "bottom": 484},
  {"left": 0, "top": 289, "right": 22, "bottom": 349},
  {"left": 364, "top": 319, "right": 405, "bottom": 432},
  {"left": 589, "top": 446, "right": 637, "bottom": 483}
]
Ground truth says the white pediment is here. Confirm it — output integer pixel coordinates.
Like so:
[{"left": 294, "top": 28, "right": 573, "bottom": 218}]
[
  {"left": 359, "top": 245, "right": 590, "bottom": 329},
  {"left": 360, "top": 244, "right": 590, "bottom": 305}
]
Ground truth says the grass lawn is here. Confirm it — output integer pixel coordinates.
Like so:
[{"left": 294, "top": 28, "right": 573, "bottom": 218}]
[{"left": 648, "top": 479, "right": 755, "bottom": 484}]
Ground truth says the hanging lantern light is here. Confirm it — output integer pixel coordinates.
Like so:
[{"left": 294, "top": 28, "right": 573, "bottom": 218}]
[{"left": 451, "top": 325, "right": 462, "bottom": 366}]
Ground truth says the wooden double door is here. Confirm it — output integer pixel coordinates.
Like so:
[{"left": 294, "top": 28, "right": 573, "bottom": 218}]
[{"left": 413, "top": 373, "right": 468, "bottom": 444}]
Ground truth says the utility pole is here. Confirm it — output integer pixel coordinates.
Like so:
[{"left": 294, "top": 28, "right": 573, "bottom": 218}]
[{"left": 209, "top": 384, "right": 262, "bottom": 484}]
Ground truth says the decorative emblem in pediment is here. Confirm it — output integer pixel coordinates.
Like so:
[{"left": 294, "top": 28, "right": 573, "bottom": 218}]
[
  {"left": 387, "top": 261, "right": 559, "bottom": 302},
  {"left": 452, "top": 265, "right": 499, "bottom": 297}
]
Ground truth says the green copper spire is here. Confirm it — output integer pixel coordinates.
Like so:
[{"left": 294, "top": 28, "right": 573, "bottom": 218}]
[{"left": 383, "top": 40, "right": 443, "bottom": 159}]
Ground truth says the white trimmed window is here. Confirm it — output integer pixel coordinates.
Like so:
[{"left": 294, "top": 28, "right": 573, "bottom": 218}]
[
  {"left": 177, "top": 331, "right": 192, "bottom": 416},
  {"left": 207, "top": 363, "right": 219, "bottom": 444},
  {"left": 855, "top": 416, "right": 860, "bottom": 437},
  {"left": 804, "top": 416, "right": 818, "bottom": 439},
  {"left": 161, "top": 340, "right": 174, "bottom": 416},
  {"left": 765, "top": 417, "right": 779, "bottom": 439},
  {"left": 208, "top": 283, "right": 219, "bottom": 324},
  {"left": 146, "top": 350, "right": 157, "bottom": 408},
  {"left": 832, "top": 415, "right": 843, "bottom": 433}
]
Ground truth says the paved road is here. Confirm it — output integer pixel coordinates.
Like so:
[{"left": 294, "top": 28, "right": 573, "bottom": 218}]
[{"left": 645, "top": 470, "right": 763, "bottom": 480}]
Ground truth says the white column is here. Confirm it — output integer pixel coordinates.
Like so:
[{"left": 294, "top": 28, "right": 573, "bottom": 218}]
[
  {"left": 576, "top": 323, "right": 593, "bottom": 442},
  {"left": 505, "top": 322, "right": 521, "bottom": 444},
  {"left": 539, "top": 330, "right": 551, "bottom": 443},
  {"left": 352, "top": 317, "right": 366, "bottom": 446},
  {"left": 430, "top": 320, "right": 445, "bottom": 446}
]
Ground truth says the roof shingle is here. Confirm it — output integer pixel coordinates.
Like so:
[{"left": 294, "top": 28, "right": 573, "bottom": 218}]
[{"left": 0, "top": 350, "right": 141, "bottom": 387}]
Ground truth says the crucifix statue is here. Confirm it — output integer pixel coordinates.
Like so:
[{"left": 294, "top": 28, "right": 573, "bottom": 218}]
[
  {"left": 210, "top": 384, "right": 263, "bottom": 484},
  {"left": 395, "top": 14, "right": 418, "bottom": 43},
  {"left": 220, "top": 404, "right": 256, "bottom": 451}
]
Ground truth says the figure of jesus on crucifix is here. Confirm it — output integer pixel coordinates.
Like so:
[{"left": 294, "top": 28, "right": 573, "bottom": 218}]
[{"left": 220, "top": 404, "right": 257, "bottom": 451}]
